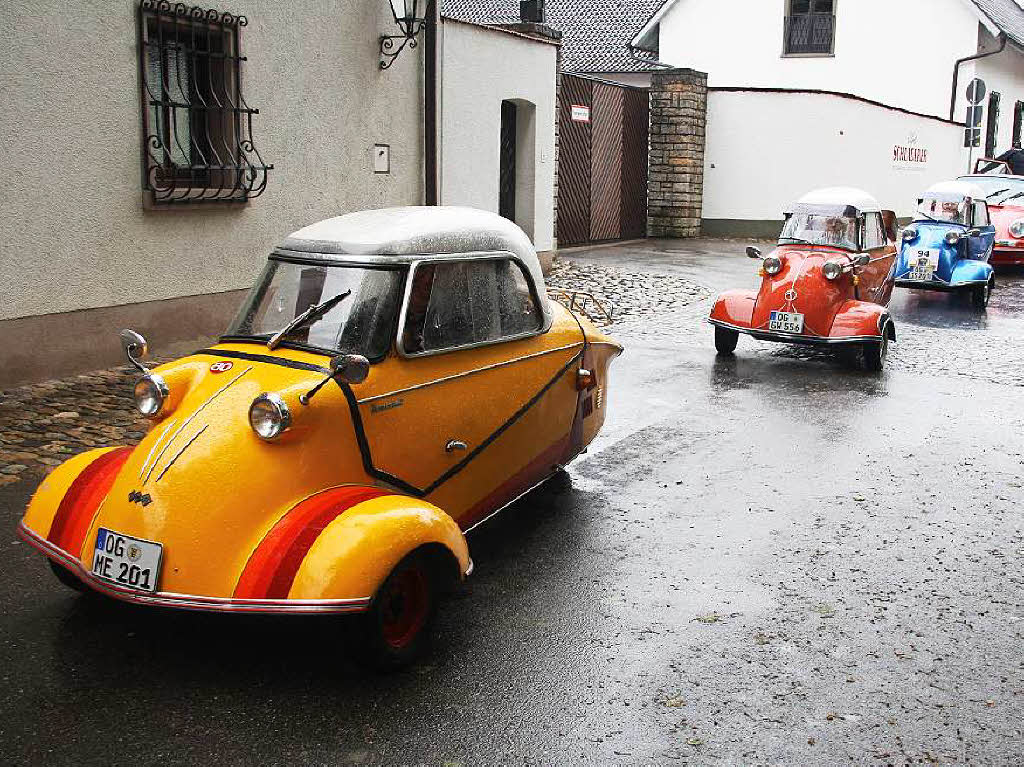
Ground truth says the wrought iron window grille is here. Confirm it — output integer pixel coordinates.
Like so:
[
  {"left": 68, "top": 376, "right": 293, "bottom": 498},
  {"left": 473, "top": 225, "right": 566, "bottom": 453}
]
[
  {"left": 138, "top": 0, "right": 272, "bottom": 204},
  {"left": 784, "top": 11, "right": 835, "bottom": 55}
]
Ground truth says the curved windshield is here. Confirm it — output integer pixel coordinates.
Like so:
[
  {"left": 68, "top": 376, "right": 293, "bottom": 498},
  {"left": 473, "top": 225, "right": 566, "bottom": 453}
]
[
  {"left": 226, "top": 258, "right": 405, "bottom": 360},
  {"left": 916, "top": 196, "right": 967, "bottom": 224},
  {"left": 779, "top": 205, "right": 858, "bottom": 251},
  {"left": 959, "top": 176, "right": 1024, "bottom": 205}
]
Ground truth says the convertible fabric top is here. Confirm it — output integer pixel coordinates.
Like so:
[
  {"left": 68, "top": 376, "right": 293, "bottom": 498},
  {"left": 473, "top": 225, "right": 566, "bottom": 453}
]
[
  {"left": 924, "top": 180, "right": 990, "bottom": 201},
  {"left": 279, "top": 206, "right": 551, "bottom": 326}
]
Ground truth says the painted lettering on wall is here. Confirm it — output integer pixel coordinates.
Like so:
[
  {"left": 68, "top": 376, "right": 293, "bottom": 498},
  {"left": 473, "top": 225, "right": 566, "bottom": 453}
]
[{"left": 892, "top": 146, "right": 928, "bottom": 164}]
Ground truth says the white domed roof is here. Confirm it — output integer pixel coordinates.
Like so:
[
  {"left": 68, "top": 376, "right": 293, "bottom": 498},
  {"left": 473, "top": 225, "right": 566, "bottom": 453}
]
[{"left": 792, "top": 187, "right": 883, "bottom": 213}]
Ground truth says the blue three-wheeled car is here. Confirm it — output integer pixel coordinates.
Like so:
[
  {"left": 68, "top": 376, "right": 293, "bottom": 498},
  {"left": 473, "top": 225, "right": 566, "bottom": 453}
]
[{"left": 895, "top": 181, "right": 996, "bottom": 309}]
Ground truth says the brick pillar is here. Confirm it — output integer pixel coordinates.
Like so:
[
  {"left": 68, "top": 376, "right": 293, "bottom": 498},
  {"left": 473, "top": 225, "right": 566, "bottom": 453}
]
[{"left": 648, "top": 68, "right": 707, "bottom": 238}]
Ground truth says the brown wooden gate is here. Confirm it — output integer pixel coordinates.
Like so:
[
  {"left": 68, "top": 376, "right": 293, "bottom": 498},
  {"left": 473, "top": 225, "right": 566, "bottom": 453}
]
[{"left": 557, "top": 74, "right": 649, "bottom": 247}]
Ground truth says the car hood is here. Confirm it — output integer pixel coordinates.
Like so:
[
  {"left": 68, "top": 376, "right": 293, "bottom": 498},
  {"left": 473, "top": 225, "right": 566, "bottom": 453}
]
[
  {"left": 751, "top": 246, "right": 852, "bottom": 337},
  {"left": 79, "top": 344, "right": 367, "bottom": 598},
  {"left": 989, "top": 204, "right": 1024, "bottom": 237}
]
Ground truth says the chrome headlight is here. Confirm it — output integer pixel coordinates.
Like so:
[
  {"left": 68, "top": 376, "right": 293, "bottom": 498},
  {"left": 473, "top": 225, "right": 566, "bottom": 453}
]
[
  {"left": 945, "top": 230, "right": 962, "bottom": 246},
  {"left": 133, "top": 374, "right": 168, "bottom": 418},
  {"left": 822, "top": 260, "right": 844, "bottom": 281},
  {"left": 763, "top": 255, "right": 783, "bottom": 275},
  {"left": 902, "top": 226, "right": 918, "bottom": 241},
  {"left": 249, "top": 393, "right": 291, "bottom": 441},
  {"left": 1010, "top": 219, "right": 1024, "bottom": 239}
]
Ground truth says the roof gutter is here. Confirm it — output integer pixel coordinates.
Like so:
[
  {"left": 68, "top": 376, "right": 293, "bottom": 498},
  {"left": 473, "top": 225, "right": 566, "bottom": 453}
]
[
  {"left": 950, "top": 32, "right": 1006, "bottom": 121},
  {"left": 628, "top": 44, "right": 671, "bottom": 70}
]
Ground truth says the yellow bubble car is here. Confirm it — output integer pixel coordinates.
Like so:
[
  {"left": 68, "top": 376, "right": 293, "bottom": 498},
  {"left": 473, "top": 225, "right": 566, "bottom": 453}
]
[{"left": 18, "top": 207, "right": 622, "bottom": 666}]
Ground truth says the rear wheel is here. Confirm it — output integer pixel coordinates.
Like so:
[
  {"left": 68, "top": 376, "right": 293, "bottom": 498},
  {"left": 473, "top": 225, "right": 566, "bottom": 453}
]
[
  {"left": 971, "top": 278, "right": 993, "bottom": 310},
  {"left": 358, "top": 553, "right": 437, "bottom": 671},
  {"left": 714, "top": 326, "right": 739, "bottom": 355},
  {"left": 49, "top": 560, "right": 87, "bottom": 593},
  {"left": 863, "top": 332, "right": 889, "bottom": 372}
]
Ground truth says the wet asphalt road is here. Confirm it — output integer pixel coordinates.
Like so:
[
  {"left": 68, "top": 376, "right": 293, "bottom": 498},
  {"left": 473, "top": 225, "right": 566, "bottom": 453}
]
[{"left": 2, "top": 240, "right": 1024, "bottom": 766}]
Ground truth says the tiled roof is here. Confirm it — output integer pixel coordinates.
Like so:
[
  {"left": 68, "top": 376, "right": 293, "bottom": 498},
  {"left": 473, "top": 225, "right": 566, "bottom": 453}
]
[
  {"left": 442, "top": 0, "right": 665, "bottom": 73},
  {"left": 969, "top": 0, "right": 1024, "bottom": 48}
]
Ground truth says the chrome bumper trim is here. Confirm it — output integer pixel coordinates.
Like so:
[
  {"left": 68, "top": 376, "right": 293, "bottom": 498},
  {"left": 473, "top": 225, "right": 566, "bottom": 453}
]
[{"left": 18, "top": 523, "right": 371, "bottom": 615}]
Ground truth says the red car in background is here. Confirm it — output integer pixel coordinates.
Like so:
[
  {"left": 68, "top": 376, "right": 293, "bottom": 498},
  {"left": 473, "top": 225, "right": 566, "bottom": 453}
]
[{"left": 959, "top": 162, "right": 1024, "bottom": 266}]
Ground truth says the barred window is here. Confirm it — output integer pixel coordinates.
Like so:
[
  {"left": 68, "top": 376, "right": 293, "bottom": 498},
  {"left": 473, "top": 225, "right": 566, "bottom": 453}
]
[
  {"left": 784, "top": 0, "right": 835, "bottom": 56},
  {"left": 138, "top": 1, "right": 271, "bottom": 204}
]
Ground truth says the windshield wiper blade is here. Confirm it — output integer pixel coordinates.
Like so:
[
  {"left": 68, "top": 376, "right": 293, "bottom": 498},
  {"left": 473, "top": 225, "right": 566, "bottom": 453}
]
[
  {"left": 780, "top": 237, "right": 816, "bottom": 246},
  {"left": 267, "top": 289, "right": 352, "bottom": 350},
  {"left": 1000, "top": 191, "right": 1024, "bottom": 202}
]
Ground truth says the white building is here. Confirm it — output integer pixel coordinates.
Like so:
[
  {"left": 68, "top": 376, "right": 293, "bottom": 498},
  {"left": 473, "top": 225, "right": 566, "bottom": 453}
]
[
  {"left": 0, "top": 1, "right": 558, "bottom": 387},
  {"left": 633, "top": 0, "right": 1024, "bottom": 234}
]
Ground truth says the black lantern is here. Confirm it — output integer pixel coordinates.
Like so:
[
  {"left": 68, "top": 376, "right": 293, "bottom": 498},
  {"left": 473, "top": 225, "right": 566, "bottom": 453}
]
[{"left": 380, "top": 0, "right": 428, "bottom": 69}]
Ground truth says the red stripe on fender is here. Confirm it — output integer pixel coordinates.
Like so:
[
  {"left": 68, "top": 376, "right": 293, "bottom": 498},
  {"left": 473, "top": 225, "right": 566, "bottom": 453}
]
[
  {"left": 47, "top": 447, "right": 133, "bottom": 556},
  {"left": 234, "top": 487, "right": 392, "bottom": 600}
]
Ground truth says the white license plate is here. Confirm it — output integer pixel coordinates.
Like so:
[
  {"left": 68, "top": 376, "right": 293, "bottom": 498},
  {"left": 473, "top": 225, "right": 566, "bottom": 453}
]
[
  {"left": 769, "top": 311, "right": 804, "bottom": 333},
  {"left": 91, "top": 528, "right": 162, "bottom": 593},
  {"left": 909, "top": 248, "right": 939, "bottom": 280}
]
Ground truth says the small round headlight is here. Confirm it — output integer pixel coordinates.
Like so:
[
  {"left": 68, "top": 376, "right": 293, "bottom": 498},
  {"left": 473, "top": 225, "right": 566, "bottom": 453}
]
[
  {"left": 945, "top": 230, "right": 962, "bottom": 246},
  {"left": 902, "top": 226, "right": 918, "bottom": 241},
  {"left": 249, "top": 393, "right": 291, "bottom": 441},
  {"left": 763, "top": 255, "right": 783, "bottom": 275},
  {"left": 1010, "top": 219, "right": 1024, "bottom": 239},
  {"left": 822, "top": 260, "right": 844, "bottom": 281},
  {"left": 133, "top": 374, "right": 168, "bottom": 418}
]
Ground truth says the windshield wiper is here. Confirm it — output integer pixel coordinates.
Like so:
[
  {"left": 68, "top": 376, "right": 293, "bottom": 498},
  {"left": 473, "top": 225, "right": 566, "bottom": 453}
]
[
  {"left": 267, "top": 289, "right": 352, "bottom": 350},
  {"left": 999, "top": 191, "right": 1024, "bottom": 203},
  {"left": 780, "top": 236, "right": 816, "bottom": 246}
]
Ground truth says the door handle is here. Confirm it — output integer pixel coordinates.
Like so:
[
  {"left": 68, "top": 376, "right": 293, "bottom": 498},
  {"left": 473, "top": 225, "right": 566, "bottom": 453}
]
[{"left": 445, "top": 439, "right": 468, "bottom": 453}]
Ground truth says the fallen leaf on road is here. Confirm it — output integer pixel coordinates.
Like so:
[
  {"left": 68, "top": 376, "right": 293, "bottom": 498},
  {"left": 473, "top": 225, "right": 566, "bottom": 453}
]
[{"left": 665, "top": 696, "right": 686, "bottom": 708}]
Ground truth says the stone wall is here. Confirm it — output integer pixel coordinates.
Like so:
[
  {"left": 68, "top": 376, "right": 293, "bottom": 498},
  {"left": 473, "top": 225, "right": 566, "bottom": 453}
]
[{"left": 648, "top": 68, "right": 708, "bottom": 238}]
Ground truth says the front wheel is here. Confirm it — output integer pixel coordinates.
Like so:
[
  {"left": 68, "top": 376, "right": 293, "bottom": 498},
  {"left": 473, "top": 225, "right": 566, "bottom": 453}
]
[
  {"left": 863, "top": 333, "right": 889, "bottom": 372},
  {"left": 358, "top": 553, "right": 437, "bottom": 671},
  {"left": 971, "top": 278, "right": 993, "bottom": 310},
  {"left": 714, "top": 326, "right": 739, "bottom": 355}
]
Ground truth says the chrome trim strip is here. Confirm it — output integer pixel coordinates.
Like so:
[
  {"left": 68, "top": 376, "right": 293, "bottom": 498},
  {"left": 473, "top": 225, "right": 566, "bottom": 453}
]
[
  {"left": 463, "top": 468, "right": 568, "bottom": 535},
  {"left": 708, "top": 318, "right": 882, "bottom": 344},
  {"left": 464, "top": 559, "right": 474, "bottom": 577},
  {"left": 138, "top": 417, "right": 177, "bottom": 480},
  {"left": 18, "top": 524, "right": 370, "bottom": 615},
  {"left": 155, "top": 424, "right": 209, "bottom": 483},
  {"left": 144, "top": 366, "right": 252, "bottom": 485},
  {"left": 357, "top": 342, "right": 583, "bottom": 404}
]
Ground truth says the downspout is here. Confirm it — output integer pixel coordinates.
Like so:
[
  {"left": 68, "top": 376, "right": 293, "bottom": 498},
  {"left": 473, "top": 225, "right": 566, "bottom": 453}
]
[
  {"left": 950, "top": 32, "right": 1006, "bottom": 121},
  {"left": 424, "top": 0, "right": 438, "bottom": 205}
]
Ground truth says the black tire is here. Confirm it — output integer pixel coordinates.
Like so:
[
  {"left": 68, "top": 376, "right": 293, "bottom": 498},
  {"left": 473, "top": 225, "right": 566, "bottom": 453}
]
[
  {"left": 837, "top": 345, "right": 861, "bottom": 369},
  {"left": 863, "top": 332, "right": 889, "bottom": 372},
  {"left": 971, "top": 278, "right": 992, "bottom": 310},
  {"left": 357, "top": 553, "right": 437, "bottom": 671},
  {"left": 714, "top": 326, "right": 739, "bottom": 355},
  {"left": 49, "top": 560, "right": 87, "bottom": 593}
]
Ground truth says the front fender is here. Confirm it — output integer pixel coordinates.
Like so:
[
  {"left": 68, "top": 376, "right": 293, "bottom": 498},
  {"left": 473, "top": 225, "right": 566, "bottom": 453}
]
[
  {"left": 709, "top": 289, "right": 757, "bottom": 328},
  {"left": 21, "top": 446, "right": 133, "bottom": 558},
  {"left": 830, "top": 300, "right": 891, "bottom": 341},
  {"left": 234, "top": 487, "right": 470, "bottom": 603},
  {"left": 950, "top": 259, "right": 993, "bottom": 286}
]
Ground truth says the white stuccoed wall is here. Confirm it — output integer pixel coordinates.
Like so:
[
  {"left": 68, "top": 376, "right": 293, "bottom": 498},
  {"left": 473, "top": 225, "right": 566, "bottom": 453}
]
[
  {"left": 657, "top": 0, "right": 990, "bottom": 119},
  {"left": 0, "top": 0, "right": 424, "bottom": 322},
  {"left": 438, "top": 20, "right": 557, "bottom": 252},
  {"left": 703, "top": 91, "right": 965, "bottom": 223}
]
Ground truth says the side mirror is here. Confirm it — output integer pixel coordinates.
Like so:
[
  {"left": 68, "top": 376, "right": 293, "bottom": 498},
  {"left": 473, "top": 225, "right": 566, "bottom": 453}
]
[
  {"left": 300, "top": 354, "right": 370, "bottom": 406},
  {"left": 854, "top": 254, "right": 871, "bottom": 267},
  {"left": 119, "top": 329, "right": 149, "bottom": 373},
  {"left": 746, "top": 246, "right": 762, "bottom": 260},
  {"left": 330, "top": 354, "right": 370, "bottom": 384}
]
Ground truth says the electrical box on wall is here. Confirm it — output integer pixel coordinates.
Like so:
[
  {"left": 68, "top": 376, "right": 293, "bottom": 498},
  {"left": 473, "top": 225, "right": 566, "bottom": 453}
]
[{"left": 373, "top": 144, "right": 391, "bottom": 174}]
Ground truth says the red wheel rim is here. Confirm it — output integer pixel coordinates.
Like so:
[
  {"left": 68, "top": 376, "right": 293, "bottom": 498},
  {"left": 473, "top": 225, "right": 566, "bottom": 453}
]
[{"left": 379, "top": 566, "right": 429, "bottom": 648}]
